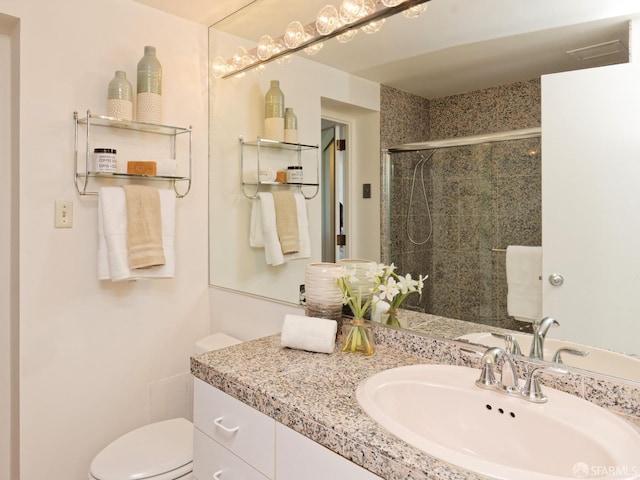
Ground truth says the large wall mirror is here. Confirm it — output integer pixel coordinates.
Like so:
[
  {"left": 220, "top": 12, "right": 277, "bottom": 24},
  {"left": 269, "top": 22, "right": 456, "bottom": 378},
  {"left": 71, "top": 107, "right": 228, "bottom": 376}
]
[{"left": 209, "top": 0, "right": 640, "bottom": 384}]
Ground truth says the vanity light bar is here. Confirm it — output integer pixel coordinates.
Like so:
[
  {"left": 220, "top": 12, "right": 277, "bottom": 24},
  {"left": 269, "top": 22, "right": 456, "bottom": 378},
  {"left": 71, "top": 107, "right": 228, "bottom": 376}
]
[{"left": 220, "top": 0, "right": 431, "bottom": 79}]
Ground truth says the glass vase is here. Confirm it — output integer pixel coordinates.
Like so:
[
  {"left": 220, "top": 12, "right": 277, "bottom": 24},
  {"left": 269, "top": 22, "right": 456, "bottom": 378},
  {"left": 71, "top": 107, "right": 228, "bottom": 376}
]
[
  {"left": 342, "top": 319, "right": 375, "bottom": 355},
  {"left": 384, "top": 309, "right": 401, "bottom": 327},
  {"left": 136, "top": 45, "right": 162, "bottom": 124},
  {"left": 107, "top": 71, "right": 133, "bottom": 121},
  {"left": 264, "top": 79, "right": 285, "bottom": 141}
]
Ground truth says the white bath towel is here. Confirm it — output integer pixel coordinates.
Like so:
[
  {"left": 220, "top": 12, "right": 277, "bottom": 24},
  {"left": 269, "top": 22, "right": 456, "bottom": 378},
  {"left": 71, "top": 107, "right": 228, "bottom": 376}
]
[
  {"left": 506, "top": 245, "right": 542, "bottom": 322},
  {"left": 249, "top": 192, "right": 310, "bottom": 266},
  {"left": 98, "top": 187, "right": 175, "bottom": 281},
  {"left": 280, "top": 314, "right": 337, "bottom": 354}
]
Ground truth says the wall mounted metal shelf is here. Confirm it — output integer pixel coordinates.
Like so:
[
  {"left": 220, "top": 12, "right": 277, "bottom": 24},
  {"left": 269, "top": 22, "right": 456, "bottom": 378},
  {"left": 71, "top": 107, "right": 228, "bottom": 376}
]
[
  {"left": 240, "top": 136, "right": 319, "bottom": 200},
  {"left": 73, "top": 110, "right": 192, "bottom": 197}
]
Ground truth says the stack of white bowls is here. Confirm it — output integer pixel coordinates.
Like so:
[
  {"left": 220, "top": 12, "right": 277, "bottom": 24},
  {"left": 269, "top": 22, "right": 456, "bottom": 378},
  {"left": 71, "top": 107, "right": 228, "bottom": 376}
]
[{"left": 305, "top": 262, "right": 344, "bottom": 321}]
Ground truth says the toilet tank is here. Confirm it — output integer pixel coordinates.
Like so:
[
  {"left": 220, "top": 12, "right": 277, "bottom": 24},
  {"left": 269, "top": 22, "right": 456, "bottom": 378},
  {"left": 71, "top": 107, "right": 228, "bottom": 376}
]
[{"left": 195, "top": 333, "right": 242, "bottom": 354}]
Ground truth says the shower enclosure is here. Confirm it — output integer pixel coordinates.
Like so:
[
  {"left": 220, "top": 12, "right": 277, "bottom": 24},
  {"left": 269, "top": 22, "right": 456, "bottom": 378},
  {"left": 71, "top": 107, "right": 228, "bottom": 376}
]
[{"left": 382, "top": 128, "right": 541, "bottom": 330}]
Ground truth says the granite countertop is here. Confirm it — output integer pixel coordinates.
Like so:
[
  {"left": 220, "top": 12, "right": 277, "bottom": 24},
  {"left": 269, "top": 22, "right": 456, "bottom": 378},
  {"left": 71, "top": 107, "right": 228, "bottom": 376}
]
[{"left": 191, "top": 334, "right": 487, "bottom": 480}]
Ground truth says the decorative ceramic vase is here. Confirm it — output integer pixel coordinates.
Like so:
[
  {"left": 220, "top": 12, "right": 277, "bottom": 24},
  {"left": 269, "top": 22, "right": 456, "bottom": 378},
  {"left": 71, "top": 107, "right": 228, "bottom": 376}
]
[
  {"left": 136, "top": 45, "right": 162, "bottom": 124},
  {"left": 338, "top": 259, "right": 377, "bottom": 305},
  {"left": 107, "top": 71, "right": 133, "bottom": 121},
  {"left": 284, "top": 107, "right": 298, "bottom": 143},
  {"left": 264, "top": 80, "right": 285, "bottom": 141},
  {"left": 342, "top": 319, "right": 375, "bottom": 355},
  {"left": 304, "top": 262, "right": 343, "bottom": 321}
]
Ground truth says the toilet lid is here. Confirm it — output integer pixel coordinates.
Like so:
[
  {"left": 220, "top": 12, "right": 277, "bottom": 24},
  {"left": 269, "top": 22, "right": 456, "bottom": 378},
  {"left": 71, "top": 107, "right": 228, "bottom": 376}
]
[{"left": 90, "top": 418, "right": 193, "bottom": 480}]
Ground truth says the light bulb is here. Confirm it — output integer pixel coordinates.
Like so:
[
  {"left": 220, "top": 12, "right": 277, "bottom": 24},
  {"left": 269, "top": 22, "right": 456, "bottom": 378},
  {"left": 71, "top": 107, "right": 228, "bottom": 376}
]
[
  {"left": 257, "top": 35, "right": 274, "bottom": 60},
  {"left": 284, "top": 20, "right": 305, "bottom": 49},
  {"left": 402, "top": 3, "right": 428, "bottom": 18},
  {"left": 231, "top": 72, "right": 245, "bottom": 83},
  {"left": 273, "top": 41, "right": 292, "bottom": 65},
  {"left": 212, "top": 56, "right": 230, "bottom": 79},
  {"left": 303, "top": 26, "right": 324, "bottom": 55},
  {"left": 361, "top": 18, "right": 384, "bottom": 34},
  {"left": 316, "top": 5, "right": 340, "bottom": 35},
  {"left": 360, "top": 0, "right": 384, "bottom": 34},
  {"left": 232, "top": 47, "right": 248, "bottom": 70},
  {"left": 339, "top": 0, "right": 364, "bottom": 24},
  {"left": 304, "top": 42, "right": 324, "bottom": 55},
  {"left": 252, "top": 63, "right": 266, "bottom": 75},
  {"left": 336, "top": 28, "right": 357, "bottom": 43}
]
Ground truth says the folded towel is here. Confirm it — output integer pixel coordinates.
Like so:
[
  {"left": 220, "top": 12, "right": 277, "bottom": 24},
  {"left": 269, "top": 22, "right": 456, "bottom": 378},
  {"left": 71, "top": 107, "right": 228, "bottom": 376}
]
[
  {"left": 280, "top": 314, "right": 337, "bottom": 354},
  {"left": 250, "top": 192, "right": 310, "bottom": 266},
  {"left": 272, "top": 191, "right": 300, "bottom": 254},
  {"left": 506, "top": 245, "right": 542, "bottom": 322},
  {"left": 122, "top": 185, "right": 166, "bottom": 269},
  {"left": 98, "top": 187, "right": 175, "bottom": 281}
]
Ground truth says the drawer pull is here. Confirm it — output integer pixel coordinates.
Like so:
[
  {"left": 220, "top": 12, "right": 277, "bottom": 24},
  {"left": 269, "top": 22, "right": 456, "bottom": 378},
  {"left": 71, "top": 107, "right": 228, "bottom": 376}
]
[
  {"left": 213, "top": 416, "right": 240, "bottom": 434},
  {"left": 213, "top": 470, "right": 223, "bottom": 480}
]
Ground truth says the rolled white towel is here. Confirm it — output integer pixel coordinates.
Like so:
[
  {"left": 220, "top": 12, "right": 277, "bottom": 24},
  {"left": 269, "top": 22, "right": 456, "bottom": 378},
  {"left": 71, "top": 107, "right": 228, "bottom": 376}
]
[
  {"left": 280, "top": 314, "right": 337, "bottom": 354},
  {"left": 243, "top": 167, "right": 277, "bottom": 184}
]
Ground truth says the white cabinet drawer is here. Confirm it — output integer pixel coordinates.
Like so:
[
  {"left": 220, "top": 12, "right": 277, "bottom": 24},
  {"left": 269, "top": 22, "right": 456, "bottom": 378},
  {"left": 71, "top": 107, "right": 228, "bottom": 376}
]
[
  {"left": 275, "top": 424, "right": 382, "bottom": 480},
  {"left": 194, "top": 428, "right": 270, "bottom": 480},
  {"left": 193, "top": 378, "right": 275, "bottom": 478}
]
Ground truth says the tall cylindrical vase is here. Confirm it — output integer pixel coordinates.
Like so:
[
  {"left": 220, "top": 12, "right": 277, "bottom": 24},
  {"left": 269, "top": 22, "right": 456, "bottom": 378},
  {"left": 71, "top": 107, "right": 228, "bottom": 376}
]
[
  {"left": 264, "top": 80, "right": 285, "bottom": 142},
  {"left": 107, "top": 71, "right": 133, "bottom": 121},
  {"left": 136, "top": 45, "right": 162, "bottom": 124}
]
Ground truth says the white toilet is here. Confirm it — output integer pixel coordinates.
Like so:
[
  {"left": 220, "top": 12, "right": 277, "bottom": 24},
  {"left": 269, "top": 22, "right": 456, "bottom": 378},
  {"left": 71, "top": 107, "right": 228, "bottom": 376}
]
[{"left": 89, "top": 333, "right": 243, "bottom": 480}]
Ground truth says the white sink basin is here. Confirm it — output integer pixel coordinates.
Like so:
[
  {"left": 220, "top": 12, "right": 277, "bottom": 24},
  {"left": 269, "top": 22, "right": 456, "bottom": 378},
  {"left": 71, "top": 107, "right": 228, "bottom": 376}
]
[
  {"left": 457, "top": 332, "right": 640, "bottom": 382},
  {"left": 357, "top": 364, "right": 640, "bottom": 479}
]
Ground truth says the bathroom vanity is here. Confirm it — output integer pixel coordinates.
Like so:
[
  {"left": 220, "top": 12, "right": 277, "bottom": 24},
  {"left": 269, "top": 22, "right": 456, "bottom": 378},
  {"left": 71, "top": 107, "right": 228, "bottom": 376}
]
[
  {"left": 192, "top": 334, "right": 489, "bottom": 479},
  {"left": 193, "top": 377, "right": 381, "bottom": 480},
  {"left": 191, "top": 329, "right": 640, "bottom": 479}
]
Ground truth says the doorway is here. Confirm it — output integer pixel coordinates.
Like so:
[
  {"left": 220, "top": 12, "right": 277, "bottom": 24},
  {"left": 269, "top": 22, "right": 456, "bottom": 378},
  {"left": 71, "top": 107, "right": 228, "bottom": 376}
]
[{"left": 321, "top": 119, "right": 348, "bottom": 263}]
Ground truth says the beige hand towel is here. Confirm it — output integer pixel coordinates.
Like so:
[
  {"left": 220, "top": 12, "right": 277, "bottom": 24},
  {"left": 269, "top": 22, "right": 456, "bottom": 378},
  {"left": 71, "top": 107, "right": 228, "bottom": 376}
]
[
  {"left": 272, "top": 190, "right": 300, "bottom": 254},
  {"left": 122, "top": 185, "right": 166, "bottom": 269}
]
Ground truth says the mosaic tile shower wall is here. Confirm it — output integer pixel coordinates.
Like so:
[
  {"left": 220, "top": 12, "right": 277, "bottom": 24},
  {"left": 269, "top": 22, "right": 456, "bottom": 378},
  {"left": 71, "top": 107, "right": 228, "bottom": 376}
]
[{"left": 381, "top": 79, "right": 541, "bottom": 330}]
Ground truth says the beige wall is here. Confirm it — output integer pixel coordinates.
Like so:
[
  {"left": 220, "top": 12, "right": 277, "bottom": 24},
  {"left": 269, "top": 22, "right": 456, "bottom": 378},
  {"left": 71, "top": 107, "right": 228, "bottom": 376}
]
[{"left": 0, "top": 1, "right": 210, "bottom": 479}]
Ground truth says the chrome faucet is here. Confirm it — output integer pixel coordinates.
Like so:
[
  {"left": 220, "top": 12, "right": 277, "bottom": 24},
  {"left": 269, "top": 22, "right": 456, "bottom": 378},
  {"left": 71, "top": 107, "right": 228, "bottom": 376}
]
[
  {"left": 529, "top": 317, "right": 559, "bottom": 360},
  {"left": 498, "top": 336, "right": 520, "bottom": 393},
  {"left": 490, "top": 332, "right": 522, "bottom": 355},
  {"left": 475, "top": 342, "right": 519, "bottom": 393},
  {"left": 521, "top": 366, "right": 568, "bottom": 403},
  {"left": 552, "top": 347, "right": 589, "bottom": 364},
  {"left": 473, "top": 344, "right": 567, "bottom": 403}
]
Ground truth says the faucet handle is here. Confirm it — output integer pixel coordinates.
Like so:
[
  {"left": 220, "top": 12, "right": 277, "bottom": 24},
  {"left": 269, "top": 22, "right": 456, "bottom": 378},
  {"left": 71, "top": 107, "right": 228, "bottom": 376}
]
[
  {"left": 490, "top": 332, "right": 522, "bottom": 355},
  {"left": 521, "top": 366, "right": 568, "bottom": 403},
  {"left": 475, "top": 347, "right": 503, "bottom": 389},
  {"left": 552, "top": 348, "right": 589, "bottom": 364}
]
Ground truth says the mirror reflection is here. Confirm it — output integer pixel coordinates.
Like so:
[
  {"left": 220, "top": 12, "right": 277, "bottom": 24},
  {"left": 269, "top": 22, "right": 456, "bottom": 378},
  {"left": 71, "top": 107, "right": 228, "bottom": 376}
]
[{"left": 209, "top": 0, "right": 640, "bottom": 383}]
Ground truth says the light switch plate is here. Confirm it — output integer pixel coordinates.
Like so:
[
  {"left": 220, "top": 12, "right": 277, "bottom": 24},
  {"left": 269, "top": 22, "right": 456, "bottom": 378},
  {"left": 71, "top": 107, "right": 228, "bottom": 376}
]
[{"left": 55, "top": 200, "right": 73, "bottom": 228}]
